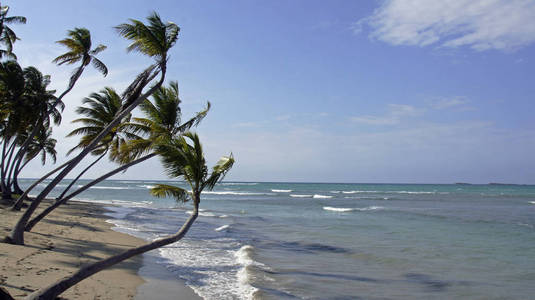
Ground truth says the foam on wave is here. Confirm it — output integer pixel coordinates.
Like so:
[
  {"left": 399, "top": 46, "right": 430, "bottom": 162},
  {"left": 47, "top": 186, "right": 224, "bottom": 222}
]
[
  {"left": 290, "top": 194, "right": 313, "bottom": 198},
  {"left": 323, "top": 206, "right": 384, "bottom": 212}
]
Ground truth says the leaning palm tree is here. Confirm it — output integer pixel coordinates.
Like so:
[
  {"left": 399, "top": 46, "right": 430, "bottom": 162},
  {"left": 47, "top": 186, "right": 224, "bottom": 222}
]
[
  {"left": 6, "top": 12, "right": 180, "bottom": 246},
  {"left": 24, "top": 82, "right": 209, "bottom": 232},
  {"left": 52, "top": 27, "right": 107, "bottom": 100},
  {"left": 26, "top": 132, "right": 234, "bottom": 300},
  {"left": 56, "top": 87, "right": 131, "bottom": 199},
  {"left": 0, "top": 4, "right": 26, "bottom": 59}
]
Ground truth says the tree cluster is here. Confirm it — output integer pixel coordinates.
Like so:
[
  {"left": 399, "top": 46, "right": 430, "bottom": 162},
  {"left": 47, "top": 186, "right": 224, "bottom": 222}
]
[{"left": 0, "top": 3, "right": 234, "bottom": 299}]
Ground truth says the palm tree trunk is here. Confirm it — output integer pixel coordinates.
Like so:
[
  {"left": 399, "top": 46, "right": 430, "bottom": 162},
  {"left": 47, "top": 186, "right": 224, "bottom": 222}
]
[
  {"left": 5, "top": 66, "right": 165, "bottom": 245},
  {"left": 56, "top": 152, "right": 107, "bottom": 201},
  {"left": 25, "top": 153, "right": 156, "bottom": 232},
  {"left": 1, "top": 137, "right": 14, "bottom": 199},
  {"left": 11, "top": 152, "right": 30, "bottom": 195},
  {"left": 25, "top": 200, "right": 199, "bottom": 300},
  {"left": 11, "top": 158, "right": 73, "bottom": 211}
]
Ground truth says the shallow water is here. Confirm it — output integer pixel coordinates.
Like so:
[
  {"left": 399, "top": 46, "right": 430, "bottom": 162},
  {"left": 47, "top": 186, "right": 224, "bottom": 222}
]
[{"left": 22, "top": 179, "right": 535, "bottom": 299}]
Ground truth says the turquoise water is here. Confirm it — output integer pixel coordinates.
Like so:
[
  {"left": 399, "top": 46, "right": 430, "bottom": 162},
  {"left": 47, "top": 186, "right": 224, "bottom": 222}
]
[{"left": 23, "top": 180, "right": 535, "bottom": 299}]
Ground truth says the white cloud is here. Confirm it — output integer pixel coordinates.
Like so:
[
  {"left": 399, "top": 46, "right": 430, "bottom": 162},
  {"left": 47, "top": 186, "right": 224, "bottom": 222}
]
[
  {"left": 431, "top": 97, "right": 468, "bottom": 109},
  {"left": 351, "top": 104, "right": 423, "bottom": 125},
  {"left": 357, "top": 0, "right": 535, "bottom": 51}
]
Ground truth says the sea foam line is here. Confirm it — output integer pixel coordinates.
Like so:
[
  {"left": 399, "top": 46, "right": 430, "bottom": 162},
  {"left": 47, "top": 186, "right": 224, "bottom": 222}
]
[
  {"left": 323, "top": 206, "right": 384, "bottom": 212},
  {"left": 202, "top": 191, "right": 274, "bottom": 196},
  {"left": 272, "top": 189, "right": 292, "bottom": 193},
  {"left": 290, "top": 194, "right": 313, "bottom": 198},
  {"left": 313, "top": 194, "right": 333, "bottom": 199},
  {"left": 215, "top": 225, "right": 230, "bottom": 232}
]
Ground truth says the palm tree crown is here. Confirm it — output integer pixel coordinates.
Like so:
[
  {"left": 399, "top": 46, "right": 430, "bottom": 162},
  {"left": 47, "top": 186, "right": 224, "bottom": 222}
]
[
  {"left": 67, "top": 87, "right": 132, "bottom": 161},
  {"left": 115, "top": 12, "right": 179, "bottom": 63},
  {"left": 0, "top": 5, "right": 26, "bottom": 59},
  {"left": 151, "top": 132, "right": 234, "bottom": 204},
  {"left": 52, "top": 27, "right": 108, "bottom": 76}
]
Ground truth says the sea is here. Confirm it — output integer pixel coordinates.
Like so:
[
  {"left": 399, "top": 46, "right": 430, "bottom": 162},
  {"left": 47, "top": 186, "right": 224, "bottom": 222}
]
[{"left": 21, "top": 179, "right": 535, "bottom": 299}]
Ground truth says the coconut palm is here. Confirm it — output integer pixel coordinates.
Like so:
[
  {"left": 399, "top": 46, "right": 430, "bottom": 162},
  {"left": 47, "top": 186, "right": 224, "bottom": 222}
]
[
  {"left": 10, "top": 127, "right": 57, "bottom": 195},
  {"left": 0, "top": 4, "right": 26, "bottom": 59},
  {"left": 57, "top": 87, "right": 131, "bottom": 200},
  {"left": 1, "top": 64, "right": 58, "bottom": 199},
  {"left": 26, "top": 132, "right": 233, "bottom": 300},
  {"left": 8, "top": 11, "right": 179, "bottom": 246},
  {"left": 10, "top": 27, "right": 106, "bottom": 210},
  {"left": 119, "top": 81, "right": 209, "bottom": 162},
  {"left": 24, "top": 82, "right": 209, "bottom": 232},
  {"left": 53, "top": 28, "right": 107, "bottom": 94}
]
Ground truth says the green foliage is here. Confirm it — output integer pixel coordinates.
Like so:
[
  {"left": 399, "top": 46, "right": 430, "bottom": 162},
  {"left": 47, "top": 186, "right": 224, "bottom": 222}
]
[
  {"left": 115, "top": 12, "right": 179, "bottom": 62},
  {"left": 0, "top": 5, "right": 26, "bottom": 59},
  {"left": 150, "top": 183, "right": 190, "bottom": 203},
  {"left": 52, "top": 28, "right": 108, "bottom": 76},
  {"left": 151, "top": 132, "right": 234, "bottom": 203},
  {"left": 67, "top": 87, "right": 133, "bottom": 160}
]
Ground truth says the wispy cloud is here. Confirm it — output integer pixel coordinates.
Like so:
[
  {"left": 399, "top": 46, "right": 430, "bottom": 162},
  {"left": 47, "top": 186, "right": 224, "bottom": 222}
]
[
  {"left": 355, "top": 0, "right": 535, "bottom": 51},
  {"left": 351, "top": 104, "right": 423, "bottom": 125},
  {"left": 431, "top": 96, "right": 469, "bottom": 110}
]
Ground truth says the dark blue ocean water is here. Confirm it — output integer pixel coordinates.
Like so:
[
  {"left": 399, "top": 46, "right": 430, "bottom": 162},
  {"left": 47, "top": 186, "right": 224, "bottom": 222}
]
[{"left": 22, "top": 179, "right": 535, "bottom": 299}]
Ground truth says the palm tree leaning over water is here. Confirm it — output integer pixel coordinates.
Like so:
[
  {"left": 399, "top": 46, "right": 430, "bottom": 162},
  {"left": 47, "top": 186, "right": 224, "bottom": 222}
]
[
  {"left": 27, "top": 132, "right": 234, "bottom": 300},
  {"left": 24, "top": 82, "right": 209, "bottom": 232},
  {"left": 7, "top": 12, "right": 178, "bottom": 245}
]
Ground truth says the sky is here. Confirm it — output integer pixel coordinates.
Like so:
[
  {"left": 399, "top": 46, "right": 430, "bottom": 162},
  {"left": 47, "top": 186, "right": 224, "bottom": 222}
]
[{"left": 7, "top": 0, "right": 535, "bottom": 184}]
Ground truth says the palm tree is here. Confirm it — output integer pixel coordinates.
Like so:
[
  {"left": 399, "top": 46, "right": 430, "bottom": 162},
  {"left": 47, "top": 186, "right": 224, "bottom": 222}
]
[
  {"left": 52, "top": 27, "right": 107, "bottom": 98},
  {"left": 11, "top": 127, "right": 57, "bottom": 194},
  {"left": 0, "top": 64, "right": 58, "bottom": 200},
  {"left": 24, "top": 82, "right": 209, "bottom": 232},
  {"left": 0, "top": 4, "right": 26, "bottom": 59},
  {"left": 10, "top": 27, "right": 107, "bottom": 210},
  {"left": 6, "top": 12, "right": 180, "bottom": 245},
  {"left": 119, "top": 81, "right": 209, "bottom": 162},
  {"left": 27, "top": 132, "right": 233, "bottom": 300},
  {"left": 57, "top": 87, "right": 131, "bottom": 200}
]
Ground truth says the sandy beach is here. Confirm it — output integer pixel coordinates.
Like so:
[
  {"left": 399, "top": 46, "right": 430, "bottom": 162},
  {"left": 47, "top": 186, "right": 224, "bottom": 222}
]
[{"left": 0, "top": 199, "right": 199, "bottom": 299}]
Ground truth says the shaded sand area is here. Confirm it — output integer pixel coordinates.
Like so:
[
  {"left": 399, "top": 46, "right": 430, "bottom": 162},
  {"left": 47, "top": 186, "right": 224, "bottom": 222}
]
[{"left": 0, "top": 200, "right": 200, "bottom": 299}]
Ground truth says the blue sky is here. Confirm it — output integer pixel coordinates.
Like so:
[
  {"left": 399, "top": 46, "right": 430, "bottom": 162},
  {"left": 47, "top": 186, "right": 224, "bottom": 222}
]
[{"left": 9, "top": 0, "right": 535, "bottom": 183}]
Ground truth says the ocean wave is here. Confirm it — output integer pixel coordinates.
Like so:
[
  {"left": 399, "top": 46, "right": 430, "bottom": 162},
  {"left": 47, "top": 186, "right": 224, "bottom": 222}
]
[
  {"left": 272, "top": 189, "right": 292, "bottom": 193},
  {"left": 88, "top": 186, "right": 131, "bottom": 190},
  {"left": 313, "top": 194, "right": 333, "bottom": 199},
  {"left": 72, "top": 198, "right": 152, "bottom": 208},
  {"left": 137, "top": 184, "right": 155, "bottom": 189},
  {"left": 215, "top": 224, "right": 230, "bottom": 232},
  {"left": 234, "top": 245, "right": 262, "bottom": 298},
  {"left": 323, "top": 206, "right": 384, "bottom": 212},
  {"left": 343, "top": 196, "right": 390, "bottom": 200},
  {"left": 290, "top": 194, "right": 313, "bottom": 198},
  {"left": 220, "top": 182, "right": 258, "bottom": 186},
  {"left": 203, "top": 191, "right": 275, "bottom": 196},
  {"left": 186, "top": 210, "right": 217, "bottom": 217},
  {"left": 323, "top": 206, "right": 354, "bottom": 212},
  {"left": 529, "top": 201, "right": 535, "bottom": 205}
]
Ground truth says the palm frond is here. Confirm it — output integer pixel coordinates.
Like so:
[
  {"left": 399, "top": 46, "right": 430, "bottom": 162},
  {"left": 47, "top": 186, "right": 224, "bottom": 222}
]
[
  {"left": 91, "top": 57, "right": 108, "bottom": 76},
  {"left": 150, "top": 184, "right": 190, "bottom": 203},
  {"left": 203, "top": 154, "right": 235, "bottom": 190}
]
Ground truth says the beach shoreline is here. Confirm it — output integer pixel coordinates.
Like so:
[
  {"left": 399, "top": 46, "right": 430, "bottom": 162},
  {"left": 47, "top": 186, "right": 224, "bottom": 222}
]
[{"left": 0, "top": 199, "right": 200, "bottom": 299}]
